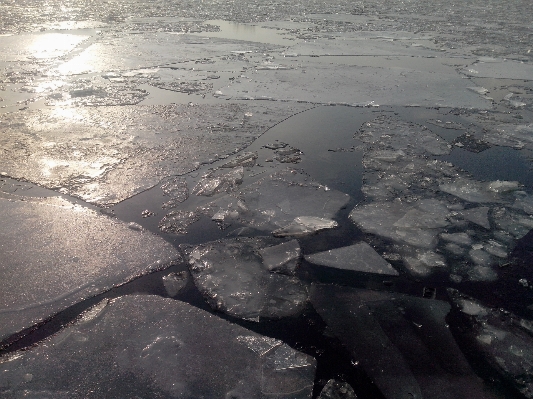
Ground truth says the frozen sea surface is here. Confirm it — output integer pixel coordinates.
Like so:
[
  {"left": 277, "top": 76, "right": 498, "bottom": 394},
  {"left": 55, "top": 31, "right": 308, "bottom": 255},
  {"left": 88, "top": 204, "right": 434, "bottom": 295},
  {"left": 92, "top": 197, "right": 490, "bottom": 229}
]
[{"left": 1, "top": 0, "right": 533, "bottom": 398}]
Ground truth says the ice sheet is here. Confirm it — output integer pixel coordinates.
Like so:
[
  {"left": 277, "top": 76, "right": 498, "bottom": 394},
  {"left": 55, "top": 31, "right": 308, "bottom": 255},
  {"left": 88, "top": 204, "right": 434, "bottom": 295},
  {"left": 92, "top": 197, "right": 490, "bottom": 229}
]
[
  {"left": 0, "top": 295, "right": 316, "bottom": 399},
  {"left": 0, "top": 103, "right": 309, "bottom": 205},
  {"left": 0, "top": 196, "right": 180, "bottom": 342}
]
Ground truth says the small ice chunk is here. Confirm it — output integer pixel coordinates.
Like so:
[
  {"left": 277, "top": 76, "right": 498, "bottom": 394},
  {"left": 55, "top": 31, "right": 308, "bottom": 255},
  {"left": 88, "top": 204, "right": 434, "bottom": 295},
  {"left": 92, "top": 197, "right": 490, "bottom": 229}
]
[
  {"left": 192, "top": 166, "right": 244, "bottom": 196},
  {"left": 458, "top": 206, "right": 490, "bottom": 229},
  {"left": 258, "top": 240, "right": 301, "bottom": 275},
  {"left": 220, "top": 152, "right": 258, "bottom": 168},
  {"left": 440, "top": 232, "right": 472, "bottom": 246},
  {"left": 469, "top": 248, "right": 493, "bottom": 266},
  {"left": 305, "top": 242, "right": 399, "bottom": 276},
  {"left": 273, "top": 217, "right": 338, "bottom": 237},
  {"left": 403, "top": 250, "right": 447, "bottom": 277},
  {"left": 445, "top": 242, "right": 466, "bottom": 255},
  {"left": 185, "top": 238, "right": 308, "bottom": 320},
  {"left": 457, "top": 299, "right": 489, "bottom": 316},
  {"left": 162, "top": 271, "right": 188, "bottom": 297},
  {"left": 318, "top": 379, "right": 357, "bottom": 399},
  {"left": 468, "top": 265, "right": 498, "bottom": 282},
  {"left": 439, "top": 178, "right": 501, "bottom": 203},
  {"left": 484, "top": 241, "right": 508, "bottom": 259}
]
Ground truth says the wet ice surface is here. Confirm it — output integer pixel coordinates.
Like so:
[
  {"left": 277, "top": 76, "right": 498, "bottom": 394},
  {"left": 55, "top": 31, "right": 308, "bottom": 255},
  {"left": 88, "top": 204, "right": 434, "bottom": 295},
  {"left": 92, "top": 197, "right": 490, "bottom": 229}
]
[
  {"left": 1, "top": 0, "right": 533, "bottom": 398},
  {"left": 0, "top": 195, "right": 180, "bottom": 342},
  {"left": 0, "top": 295, "right": 316, "bottom": 399}
]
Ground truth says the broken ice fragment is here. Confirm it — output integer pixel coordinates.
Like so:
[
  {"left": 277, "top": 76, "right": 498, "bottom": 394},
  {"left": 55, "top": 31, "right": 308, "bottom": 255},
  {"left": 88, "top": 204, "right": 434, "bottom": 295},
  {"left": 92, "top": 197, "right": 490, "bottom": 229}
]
[
  {"left": 192, "top": 166, "right": 244, "bottom": 196},
  {"left": 184, "top": 237, "right": 308, "bottom": 320},
  {"left": 439, "top": 178, "right": 503, "bottom": 203},
  {"left": 440, "top": 232, "right": 473, "bottom": 246},
  {"left": 318, "top": 379, "right": 357, "bottom": 399},
  {"left": 258, "top": 240, "right": 301, "bottom": 275},
  {"left": 305, "top": 242, "right": 399, "bottom": 276},
  {"left": 273, "top": 216, "right": 338, "bottom": 237},
  {"left": 159, "top": 210, "right": 200, "bottom": 234},
  {"left": 448, "top": 290, "right": 533, "bottom": 398},
  {"left": 458, "top": 206, "right": 490, "bottom": 229},
  {"left": 402, "top": 249, "right": 447, "bottom": 277},
  {"left": 220, "top": 151, "right": 258, "bottom": 168},
  {"left": 162, "top": 271, "right": 188, "bottom": 297},
  {"left": 312, "top": 285, "right": 493, "bottom": 399},
  {"left": 0, "top": 295, "right": 316, "bottom": 399}
]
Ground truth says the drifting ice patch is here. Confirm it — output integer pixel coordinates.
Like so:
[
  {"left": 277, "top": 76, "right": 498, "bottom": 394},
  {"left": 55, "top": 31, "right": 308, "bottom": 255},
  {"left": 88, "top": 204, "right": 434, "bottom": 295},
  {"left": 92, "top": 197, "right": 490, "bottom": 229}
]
[
  {"left": 273, "top": 216, "right": 338, "bottom": 237},
  {"left": 184, "top": 237, "right": 308, "bottom": 320},
  {"left": 305, "top": 242, "right": 399, "bottom": 276}
]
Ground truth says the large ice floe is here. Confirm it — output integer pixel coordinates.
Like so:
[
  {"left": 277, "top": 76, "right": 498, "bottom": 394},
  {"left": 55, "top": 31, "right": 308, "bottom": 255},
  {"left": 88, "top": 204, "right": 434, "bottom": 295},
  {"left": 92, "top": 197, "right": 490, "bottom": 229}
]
[
  {"left": 183, "top": 237, "right": 308, "bottom": 321},
  {"left": 0, "top": 196, "right": 180, "bottom": 342},
  {"left": 349, "top": 115, "right": 533, "bottom": 281},
  {"left": 0, "top": 295, "right": 316, "bottom": 399}
]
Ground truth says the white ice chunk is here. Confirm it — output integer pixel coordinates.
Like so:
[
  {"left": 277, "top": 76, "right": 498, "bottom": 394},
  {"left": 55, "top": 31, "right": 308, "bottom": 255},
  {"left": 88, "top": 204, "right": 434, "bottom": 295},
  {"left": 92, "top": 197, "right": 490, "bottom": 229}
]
[
  {"left": 440, "top": 232, "right": 473, "bottom": 246},
  {"left": 305, "top": 242, "right": 399, "bottom": 276},
  {"left": 0, "top": 295, "right": 316, "bottom": 399},
  {"left": 258, "top": 240, "right": 301, "bottom": 275},
  {"left": 403, "top": 250, "right": 447, "bottom": 277},
  {"left": 487, "top": 180, "right": 520, "bottom": 193},
  {"left": 439, "top": 178, "right": 502, "bottom": 203}
]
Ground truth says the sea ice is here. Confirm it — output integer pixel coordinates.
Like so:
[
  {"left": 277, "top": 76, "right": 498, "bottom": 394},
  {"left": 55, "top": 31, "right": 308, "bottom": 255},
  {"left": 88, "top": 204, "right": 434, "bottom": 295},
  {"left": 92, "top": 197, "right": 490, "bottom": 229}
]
[
  {"left": 258, "top": 240, "right": 301, "bottom": 275},
  {"left": 272, "top": 216, "right": 338, "bottom": 237},
  {"left": 449, "top": 290, "right": 533, "bottom": 398},
  {"left": 0, "top": 196, "right": 180, "bottom": 342},
  {"left": 192, "top": 166, "right": 244, "bottom": 196},
  {"left": 0, "top": 295, "right": 316, "bottom": 399},
  {"left": 311, "top": 285, "right": 497, "bottom": 399},
  {"left": 208, "top": 168, "right": 350, "bottom": 233},
  {"left": 458, "top": 206, "right": 490, "bottom": 229},
  {"left": 439, "top": 178, "right": 504, "bottom": 203},
  {"left": 184, "top": 237, "right": 308, "bottom": 320},
  {"left": 305, "top": 242, "right": 399, "bottom": 276},
  {"left": 161, "top": 271, "right": 188, "bottom": 297}
]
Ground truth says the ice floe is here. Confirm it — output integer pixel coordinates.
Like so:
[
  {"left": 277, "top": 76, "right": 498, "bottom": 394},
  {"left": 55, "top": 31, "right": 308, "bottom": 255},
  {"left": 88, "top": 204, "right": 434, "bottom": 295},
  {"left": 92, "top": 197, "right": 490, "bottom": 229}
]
[
  {"left": 0, "top": 196, "right": 180, "bottom": 342},
  {"left": 0, "top": 295, "right": 316, "bottom": 399},
  {"left": 183, "top": 237, "right": 308, "bottom": 320}
]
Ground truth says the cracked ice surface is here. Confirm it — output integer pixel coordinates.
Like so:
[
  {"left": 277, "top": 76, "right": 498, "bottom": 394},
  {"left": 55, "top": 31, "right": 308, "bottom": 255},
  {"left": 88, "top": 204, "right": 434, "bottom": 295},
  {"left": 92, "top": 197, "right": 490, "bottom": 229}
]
[
  {"left": 449, "top": 290, "right": 533, "bottom": 399},
  {"left": 184, "top": 237, "right": 308, "bottom": 321},
  {"left": 349, "top": 115, "right": 533, "bottom": 280},
  {"left": 0, "top": 295, "right": 316, "bottom": 399},
  {"left": 207, "top": 168, "right": 350, "bottom": 233},
  {"left": 0, "top": 196, "right": 180, "bottom": 342},
  {"left": 0, "top": 103, "right": 309, "bottom": 205}
]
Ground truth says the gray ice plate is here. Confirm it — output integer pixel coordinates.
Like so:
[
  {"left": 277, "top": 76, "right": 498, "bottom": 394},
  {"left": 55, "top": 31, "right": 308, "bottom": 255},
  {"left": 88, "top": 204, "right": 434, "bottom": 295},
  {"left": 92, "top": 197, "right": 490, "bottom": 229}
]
[
  {"left": 305, "top": 242, "right": 399, "bottom": 276},
  {"left": 0, "top": 295, "right": 316, "bottom": 399},
  {"left": 0, "top": 196, "right": 180, "bottom": 342}
]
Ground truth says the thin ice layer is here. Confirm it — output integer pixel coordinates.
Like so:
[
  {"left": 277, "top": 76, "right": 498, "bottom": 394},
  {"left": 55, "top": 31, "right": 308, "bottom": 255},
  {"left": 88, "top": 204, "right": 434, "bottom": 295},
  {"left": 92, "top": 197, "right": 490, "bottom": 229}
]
[
  {"left": 0, "top": 295, "right": 316, "bottom": 399},
  {"left": 0, "top": 196, "right": 180, "bottom": 342},
  {"left": 311, "top": 284, "right": 500, "bottom": 399},
  {"left": 185, "top": 237, "right": 308, "bottom": 320},
  {"left": 305, "top": 242, "right": 399, "bottom": 276}
]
